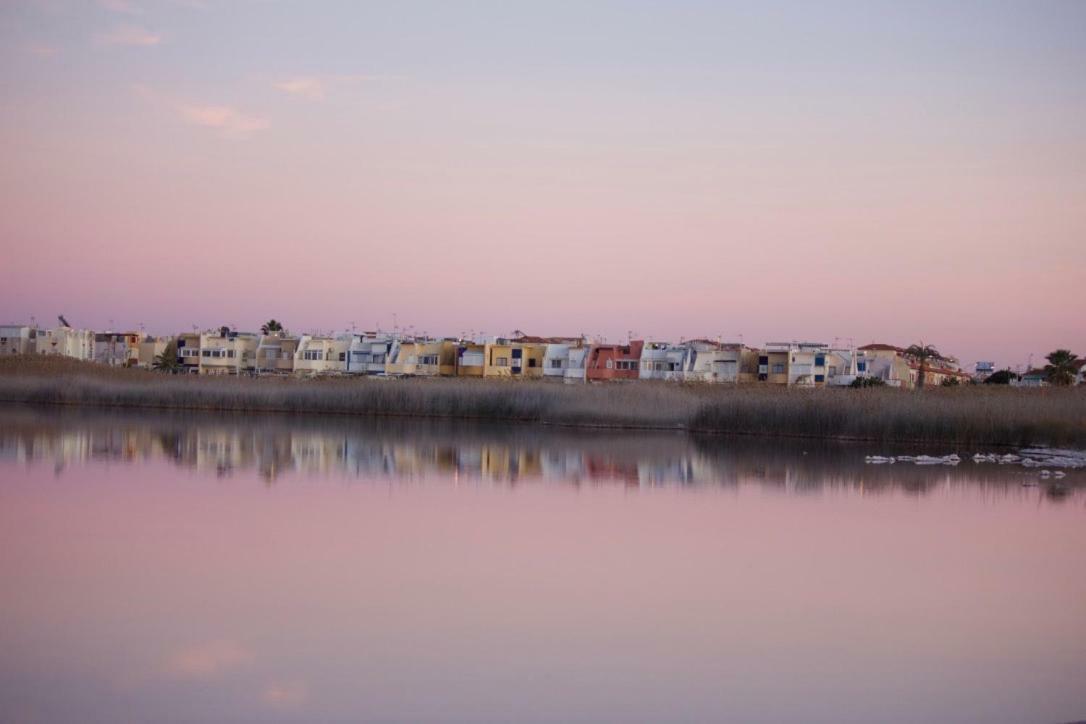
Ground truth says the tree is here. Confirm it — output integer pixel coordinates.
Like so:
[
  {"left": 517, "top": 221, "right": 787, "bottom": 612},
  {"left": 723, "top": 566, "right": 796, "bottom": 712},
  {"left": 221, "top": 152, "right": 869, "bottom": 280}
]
[
  {"left": 905, "top": 344, "right": 943, "bottom": 390},
  {"left": 849, "top": 376, "right": 886, "bottom": 388},
  {"left": 983, "top": 369, "right": 1019, "bottom": 385},
  {"left": 1043, "top": 349, "right": 1080, "bottom": 386},
  {"left": 940, "top": 376, "right": 961, "bottom": 387},
  {"left": 261, "top": 319, "right": 284, "bottom": 335},
  {"left": 152, "top": 340, "right": 180, "bottom": 373}
]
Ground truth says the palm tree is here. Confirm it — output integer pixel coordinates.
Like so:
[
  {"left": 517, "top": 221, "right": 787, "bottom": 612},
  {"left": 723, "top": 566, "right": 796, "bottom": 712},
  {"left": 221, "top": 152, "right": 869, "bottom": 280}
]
[
  {"left": 261, "top": 319, "right": 284, "bottom": 335},
  {"left": 1043, "top": 349, "right": 1080, "bottom": 386},
  {"left": 905, "top": 343, "right": 943, "bottom": 390},
  {"left": 152, "top": 340, "right": 180, "bottom": 373}
]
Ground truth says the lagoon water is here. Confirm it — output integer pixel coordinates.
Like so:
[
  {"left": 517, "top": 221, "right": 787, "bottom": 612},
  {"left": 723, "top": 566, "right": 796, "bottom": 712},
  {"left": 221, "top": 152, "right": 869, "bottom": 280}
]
[{"left": 1, "top": 406, "right": 1084, "bottom": 723}]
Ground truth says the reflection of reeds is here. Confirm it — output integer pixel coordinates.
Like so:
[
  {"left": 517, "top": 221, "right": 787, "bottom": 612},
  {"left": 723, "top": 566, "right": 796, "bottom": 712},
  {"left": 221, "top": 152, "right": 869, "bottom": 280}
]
[
  {"left": 0, "top": 406, "right": 1081, "bottom": 498},
  {"left": 1, "top": 356, "right": 1084, "bottom": 446}
]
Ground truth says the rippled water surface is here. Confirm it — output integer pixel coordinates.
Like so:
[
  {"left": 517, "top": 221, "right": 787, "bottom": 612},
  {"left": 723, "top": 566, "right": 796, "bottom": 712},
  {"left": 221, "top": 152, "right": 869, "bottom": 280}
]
[{"left": 1, "top": 406, "right": 1084, "bottom": 723}]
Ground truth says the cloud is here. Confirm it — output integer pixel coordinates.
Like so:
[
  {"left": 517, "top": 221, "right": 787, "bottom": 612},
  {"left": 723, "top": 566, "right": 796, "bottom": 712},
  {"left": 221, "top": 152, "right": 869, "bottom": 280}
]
[
  {"left": 136, "top": 85, "right": 270, "bottom": 138},
  {"left": 275, "top": 77, "right": 326, "bottom": 100},
  {"left": 274, "top": 73, "right": 394, "bottom": 101},
  {"left": 99, "top": 0, "right": 141, "bottom": 14},
  {"left": 162, "top": 640, "right": 253, "bottom": 679},
  {"left": 180, "top": 103, "right": 270, "bottom": 136},
  {"left": 99, "top": 24, "right": 161, "bottom": 46},
  {"left": 27, "top": 45, "right": 60, "bottom": 58},
  {"left": 261, "top": 680, "right": 308, "bottom": 708}
]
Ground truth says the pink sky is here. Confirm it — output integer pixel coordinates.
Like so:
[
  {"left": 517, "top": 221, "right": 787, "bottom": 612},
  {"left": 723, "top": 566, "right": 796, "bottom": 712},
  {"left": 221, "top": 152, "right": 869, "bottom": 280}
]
[{"left": 1, "top": 2, "right": 1083, "bottom": 368}]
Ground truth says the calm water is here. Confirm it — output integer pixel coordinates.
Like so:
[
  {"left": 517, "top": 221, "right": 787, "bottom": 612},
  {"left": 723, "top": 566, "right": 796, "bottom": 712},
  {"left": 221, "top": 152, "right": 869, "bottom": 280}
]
[{"left": 1, "top": 406, "right": 1084, "bottom": 724}]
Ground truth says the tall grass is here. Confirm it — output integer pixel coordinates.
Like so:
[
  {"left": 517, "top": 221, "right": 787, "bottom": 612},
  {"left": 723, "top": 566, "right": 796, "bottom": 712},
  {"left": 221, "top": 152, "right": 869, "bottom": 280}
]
[{"left": 1, "top": 356, "right": 1083, "bottom": 446}]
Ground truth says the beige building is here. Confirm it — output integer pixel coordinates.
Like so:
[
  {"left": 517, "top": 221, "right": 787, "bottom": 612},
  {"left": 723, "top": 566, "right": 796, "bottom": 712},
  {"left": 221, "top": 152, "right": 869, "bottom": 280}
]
[
  {"left": 198, "top": 330, "right": 259, "bottom": 375},
  {"left": 176, "top": 332, "right": 201, "bottom": 373},
  {"left": 137, "top": 336, "right": 171, "bottom": 369},
  {"left": 386, "top": 339, "right": 457, "bottom": 377},
  {"left": 255, "top": 334, "right": 299, "bottom": 375},
  {"left": 294, "top": 335, "right": 350, "bottom": 375}
]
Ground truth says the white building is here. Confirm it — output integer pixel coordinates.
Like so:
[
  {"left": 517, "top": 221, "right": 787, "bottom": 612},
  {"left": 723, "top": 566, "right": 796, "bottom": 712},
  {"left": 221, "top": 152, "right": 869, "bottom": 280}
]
[
  {"left": 346, "top": 333, "right": 397, "bottom": 375},
  {"left": 639, "top": 342, "right": 689, "bottom": 382},
  {"left": 33, "top": 327, "right": 95, "bottom": 361},
  {"left": 197, "top": 330, "right": 259, "bottom": 375},
  {"left": 0, "top": 325, "right": 37, "bottom": 356},
  {"left": 683, "top": 341, "right": 750, "bottom": 383},
  {"left": 564, "top": 346, "right": 588, "bottom": 383}
]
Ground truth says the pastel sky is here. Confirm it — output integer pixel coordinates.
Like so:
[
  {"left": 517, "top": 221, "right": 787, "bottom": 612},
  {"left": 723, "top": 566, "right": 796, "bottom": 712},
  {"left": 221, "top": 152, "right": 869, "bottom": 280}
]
[{"left": 1, "top": 1, "right": 1083, "bottom": 367}]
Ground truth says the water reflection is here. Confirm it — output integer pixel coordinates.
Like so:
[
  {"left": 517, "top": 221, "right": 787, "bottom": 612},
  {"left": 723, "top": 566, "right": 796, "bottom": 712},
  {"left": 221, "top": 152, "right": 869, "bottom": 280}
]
[{"left": 0, "top": 406, "right": 1079, "bottom": 500}]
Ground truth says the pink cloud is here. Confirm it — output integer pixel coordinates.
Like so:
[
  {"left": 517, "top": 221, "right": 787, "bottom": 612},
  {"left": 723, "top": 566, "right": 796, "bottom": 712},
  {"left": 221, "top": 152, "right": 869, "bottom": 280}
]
[
  {"left": 180, "top": 103, "right": 270, "bottom": 135},
  {"left": 99, "top": 24, "right": 161, "bottom": 46},
  {"left": 261, "top": 680, "right": 309, "bottom": 707},
  {"left": 275, "top": 77, "right": 326, "bottom": 100},
  {"left": 162, "top": 640, "right": 252, "bottom": 679}
]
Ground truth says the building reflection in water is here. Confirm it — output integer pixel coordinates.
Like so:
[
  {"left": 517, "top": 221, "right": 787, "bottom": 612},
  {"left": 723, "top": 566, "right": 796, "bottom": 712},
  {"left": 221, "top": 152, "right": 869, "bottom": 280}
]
[{"left": 0, "top": 405, "right": 1079, "bottom": 500}]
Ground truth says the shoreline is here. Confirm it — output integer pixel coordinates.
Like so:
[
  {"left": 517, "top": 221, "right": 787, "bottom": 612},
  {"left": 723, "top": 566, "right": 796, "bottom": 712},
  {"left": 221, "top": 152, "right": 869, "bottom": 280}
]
[{"left": 1, "top": 358, "right": 1083, "bottom": 448}]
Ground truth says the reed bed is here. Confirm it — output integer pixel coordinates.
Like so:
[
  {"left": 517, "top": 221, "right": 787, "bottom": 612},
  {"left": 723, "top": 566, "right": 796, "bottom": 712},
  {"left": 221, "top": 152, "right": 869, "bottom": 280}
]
[{"left": 1, "top": 356, "right": 1083, "bottom": 446}]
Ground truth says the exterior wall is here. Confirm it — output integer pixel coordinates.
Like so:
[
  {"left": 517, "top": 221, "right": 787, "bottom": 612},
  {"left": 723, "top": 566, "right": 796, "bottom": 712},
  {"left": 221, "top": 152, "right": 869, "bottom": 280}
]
[
  {"left": 294, "top": 336, "right": 342, "bottom": 375},
  {"left": 386, "top": 340, "right": 456, "bottom": 377},
  {"left": 756, "top": 349, "right": 790, "bottom": 385},
  {"left": 786, "top": 345, "right": 829, "bottom": 387},
  {"left": 346, "top": 334, "right": 395, "bottom": 375},
  {"left": 176, "top": 333, "right": 201, "bottom": 373},
  {"left": 0, "top": 326, "right": 36, "bottom": 356},
  {"left": 255, "top": 335, "right": 299, "bottom": 374},
  {"left": 137, "top": 337, "right": 169, "bottom": 369},
  {"left": 586, "top": 340, "right": 644, "bottom": 382},
  {"left": 824, "top": 349, "right": 858, "bottom": 386},
  {"left": 856, "top": 347, "right": 910, "bottom": 388},
  {"left": 94, "top": 332, "right": 141, "bottom": 366},
  {"left": 564, "top": 347, "right": 588, "bottom": 383},
  {"left": 455, "top": 343, "right": 486, "bottom": 377},
  {"left": 685, "top": 343, "right": 751, "bottom": 383},
  {"left": 543, "top": 344, "right": 574, "bottom": 380},
  {"left": 639, "top": 343, "right": 688, "bottom": 381},
  {"left": 35, "top": 327, "right": 95, "bottom": 361},
  {"left": 198, "top": 332, "right": 258, "bottom": 375},
  {"left": 482, "top": 341, "right": 546, "bottom": 379}
]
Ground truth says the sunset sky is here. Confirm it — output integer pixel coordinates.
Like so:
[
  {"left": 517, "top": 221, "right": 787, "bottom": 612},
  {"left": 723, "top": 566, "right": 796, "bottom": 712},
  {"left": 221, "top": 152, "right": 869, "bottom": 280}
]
[{"left": 2, "top": 1, "right": 1083, "bottom": 368}]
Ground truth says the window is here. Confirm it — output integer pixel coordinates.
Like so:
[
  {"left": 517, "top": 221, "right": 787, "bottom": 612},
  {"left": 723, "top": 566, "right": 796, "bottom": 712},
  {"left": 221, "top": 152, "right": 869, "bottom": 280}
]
[
  {"left": 759, "top": 356, "right": 769, "bottom": 365},
  {"left": 339, "top": 352, "right": 346, "bottom": 362},
  {"left": 828, "top": 365, "right": 837, "bottom": 376},
  {"left": 549, "top": 359, "right": 564, "bottom": 369},
  {"left": 227, "top": 350, "right": 235, "bottom": 358},
  {"left": 606, "top": 359, "right": 613, "bottom": 369},
  {"left": 815, "top": 374, "right": 825, "bottom": 382},
  {"left": 512, "top": 348, "right": 523, "bottom": 359},
  {"left": 528, "top": 358, "right": 537, "bottom": 368},
  {"left": 496, "top": 357, "right": 509, "bottom": 367},
  {"left": 814, "top": 355, "right": 825, "bottom": 366},
  {"left": 772, "top": 363, "right": 785, "bottom": 374},
  {"left": 303, "top": 350, "right": 323, "bottom": 361},
  {"left": 758, "top": 373, "right": 768, "bottom": 381},
  {"left": 616, "top": 360, "right": 637, "bottom": 371},
  {"left": 419, "top": 355, "right": 438, "bottom": 365}
]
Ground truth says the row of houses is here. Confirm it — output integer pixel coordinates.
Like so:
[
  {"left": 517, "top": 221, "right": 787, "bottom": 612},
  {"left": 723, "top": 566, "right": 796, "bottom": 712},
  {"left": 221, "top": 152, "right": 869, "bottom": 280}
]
[
  {"left": 2, "top": 322, "right": 995, "bottom": 388},
  {"left": 0, "top": 325, "right": 169, "bottom": 368}
]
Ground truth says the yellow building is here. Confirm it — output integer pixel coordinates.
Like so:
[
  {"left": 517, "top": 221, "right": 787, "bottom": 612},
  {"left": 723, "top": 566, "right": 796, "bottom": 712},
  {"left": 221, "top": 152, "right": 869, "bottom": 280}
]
[
  {"left": 482, "top": 340, "right": 547, "bottom": 379},
  {"left": 756, "top": 346, "right": 790, "bottom": 385},
  {"left": 385, "top": 340, "right": 457, "bottom": 377}
]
